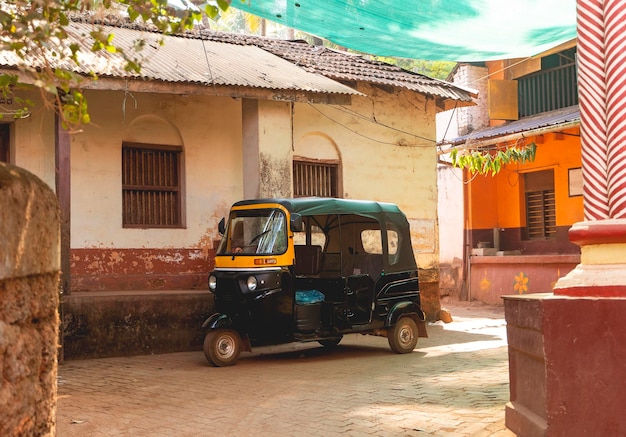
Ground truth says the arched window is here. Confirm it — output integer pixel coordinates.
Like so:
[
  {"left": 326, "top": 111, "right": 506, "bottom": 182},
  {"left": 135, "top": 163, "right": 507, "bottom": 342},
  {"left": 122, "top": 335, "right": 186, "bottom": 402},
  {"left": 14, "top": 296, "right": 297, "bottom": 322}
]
[
  {"left": 293, "top": 133, "right": 341, "bottom": 198},
  {"left": 121, "top": 116, "right": 185, "bottom": 228}
]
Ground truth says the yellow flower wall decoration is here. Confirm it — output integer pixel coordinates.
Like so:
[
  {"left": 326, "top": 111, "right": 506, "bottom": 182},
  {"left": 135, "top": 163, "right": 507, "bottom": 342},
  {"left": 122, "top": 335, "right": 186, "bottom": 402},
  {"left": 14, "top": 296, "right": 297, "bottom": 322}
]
[{"left": 514, "top": 272, "right": 529, "bottom": 294}]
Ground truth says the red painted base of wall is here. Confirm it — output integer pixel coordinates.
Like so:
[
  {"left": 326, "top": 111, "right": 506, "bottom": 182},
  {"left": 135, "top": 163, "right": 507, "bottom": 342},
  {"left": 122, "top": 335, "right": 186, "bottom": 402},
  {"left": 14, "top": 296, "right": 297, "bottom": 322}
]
[
  {"left": 470, "top": 255, "right": 579, "bottom": 305},
  {"left": 504, "top": 293, "right": 626, "bottom": 436},
  {"left": 70, "top": 248, "right": 215, "bottom": 291}
]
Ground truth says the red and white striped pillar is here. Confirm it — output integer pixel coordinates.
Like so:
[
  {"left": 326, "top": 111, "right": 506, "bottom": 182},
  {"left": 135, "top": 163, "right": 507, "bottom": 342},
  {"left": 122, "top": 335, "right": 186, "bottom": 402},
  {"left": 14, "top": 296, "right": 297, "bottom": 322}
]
[
  {"left": 554, "top": 0, "right": 626, "bottom": 296},
  {"left": 577, "top": 0, "right": 609, "bottom": 220},
  {"left": 603, "top": 1, "right": 626, "bottom": 218}
]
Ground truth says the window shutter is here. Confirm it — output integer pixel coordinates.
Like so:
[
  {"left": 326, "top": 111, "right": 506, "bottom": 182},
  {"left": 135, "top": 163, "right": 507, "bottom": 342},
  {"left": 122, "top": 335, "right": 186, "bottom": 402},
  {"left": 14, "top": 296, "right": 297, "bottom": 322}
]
[
  {"left": 122, "top": 144, "right": 183, "bottom": 228},
  {"left": 293, "top": 160, "right": 338, "bottom": 198}
]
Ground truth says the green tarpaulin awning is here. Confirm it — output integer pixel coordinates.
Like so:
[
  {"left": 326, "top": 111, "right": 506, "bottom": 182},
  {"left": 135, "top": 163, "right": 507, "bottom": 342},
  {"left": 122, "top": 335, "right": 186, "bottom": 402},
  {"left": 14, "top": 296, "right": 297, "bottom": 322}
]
[{"left": 231, "top": 0, "right": 577, "bottom": 62}]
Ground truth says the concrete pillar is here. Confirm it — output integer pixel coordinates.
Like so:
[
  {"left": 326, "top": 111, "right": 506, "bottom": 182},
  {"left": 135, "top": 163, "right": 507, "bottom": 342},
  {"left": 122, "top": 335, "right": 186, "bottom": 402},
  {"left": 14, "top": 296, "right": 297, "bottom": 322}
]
[
  {"left": 0, "top": 162, "right": 60, "bottom": 436},
  {"left": 504, "top": 1, "right": 626, "bottom": 435},
  {"left": 242, "top": 99, "right": 294, "bottom": 199}
]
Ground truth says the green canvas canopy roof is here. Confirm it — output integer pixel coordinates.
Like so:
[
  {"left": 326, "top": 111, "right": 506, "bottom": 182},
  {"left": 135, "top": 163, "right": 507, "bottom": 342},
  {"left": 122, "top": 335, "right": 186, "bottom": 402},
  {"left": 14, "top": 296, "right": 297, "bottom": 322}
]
[
  {"left": 231, "top": 0, "right": 577, "bottom": 62},
  {"left": 234, "top": 197, "right": 406, "bottom": 219},
  {"left": 233, "top": 197, "right": 417, "bottom": 272}
]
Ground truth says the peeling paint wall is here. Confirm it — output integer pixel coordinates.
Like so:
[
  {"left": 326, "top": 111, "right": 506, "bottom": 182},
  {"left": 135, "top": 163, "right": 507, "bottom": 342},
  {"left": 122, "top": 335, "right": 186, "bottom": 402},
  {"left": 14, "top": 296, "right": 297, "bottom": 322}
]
[
  {"left": 68, "top": 91, "right": 243, "bottom": 290},
  {"left": 10, "top": 82, "right": 443, "bottom": 302},
  {"left": 8, "top": 89, "right": 244, "bottom": 291},
  {"left": 72, "top": 90, "right": 242, "bottom": 250},
  {"left": 243, "top": 99, "right": 293, "bottom": 199},
  {"left": 293, "top": 83, "right": 440, "bottom": 272},
  {"left": 70, "top": 248, "right": 213, "bottom": 291}
]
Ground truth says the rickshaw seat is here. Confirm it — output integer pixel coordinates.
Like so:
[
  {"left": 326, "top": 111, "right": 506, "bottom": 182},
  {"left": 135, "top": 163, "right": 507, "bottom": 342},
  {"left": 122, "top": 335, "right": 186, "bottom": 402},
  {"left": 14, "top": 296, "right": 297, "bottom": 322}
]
[
  {"left": 294, "top": 245, "right": 322, "bottom": 276},
  {"left": 343, "top": 254, "right": 383, "bottom": 280}
]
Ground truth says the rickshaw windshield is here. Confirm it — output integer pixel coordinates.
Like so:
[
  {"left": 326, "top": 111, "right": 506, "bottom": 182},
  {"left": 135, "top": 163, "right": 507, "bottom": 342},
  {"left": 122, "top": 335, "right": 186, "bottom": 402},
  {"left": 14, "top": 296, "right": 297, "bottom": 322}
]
[{"left": 217, "top": 209, "right": 288, "bottom": 256}]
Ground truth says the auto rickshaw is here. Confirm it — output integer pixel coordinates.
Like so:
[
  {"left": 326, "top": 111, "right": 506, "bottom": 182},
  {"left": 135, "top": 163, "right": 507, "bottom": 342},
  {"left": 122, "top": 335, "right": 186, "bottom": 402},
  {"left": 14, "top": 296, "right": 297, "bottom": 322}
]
[{"left": 202, "top": 197, "right": 427, "bottom": 366}]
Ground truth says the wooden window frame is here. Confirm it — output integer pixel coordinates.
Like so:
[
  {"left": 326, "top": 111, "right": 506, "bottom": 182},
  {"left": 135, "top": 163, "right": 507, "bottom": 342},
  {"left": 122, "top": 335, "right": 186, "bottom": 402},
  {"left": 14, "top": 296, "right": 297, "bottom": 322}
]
[
  {"left": 122, "top": 142, "right": 184, "bottom": 229},
  {"left": 524, "top": 170, "right": 556, "bottom": 240},
  {"left": 293, "top": 159, "right": 340, "bottom": 198}
]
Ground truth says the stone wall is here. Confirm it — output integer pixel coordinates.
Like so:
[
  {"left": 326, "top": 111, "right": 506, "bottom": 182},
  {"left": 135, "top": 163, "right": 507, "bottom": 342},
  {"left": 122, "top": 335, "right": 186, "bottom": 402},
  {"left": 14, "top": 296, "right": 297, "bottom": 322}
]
[
  {"left": 62, "top": 290, "right": 213, "bottom": 360},
  {"left": 0, "top": 163, "right": 60, "bottom": 437}
]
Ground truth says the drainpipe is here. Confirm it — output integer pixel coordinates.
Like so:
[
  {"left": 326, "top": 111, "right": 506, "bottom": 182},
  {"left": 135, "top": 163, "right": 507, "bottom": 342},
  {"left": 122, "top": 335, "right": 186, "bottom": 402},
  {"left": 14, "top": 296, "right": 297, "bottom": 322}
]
[{"left": 463, "top": 167, "right": 472, "bottom": 302}]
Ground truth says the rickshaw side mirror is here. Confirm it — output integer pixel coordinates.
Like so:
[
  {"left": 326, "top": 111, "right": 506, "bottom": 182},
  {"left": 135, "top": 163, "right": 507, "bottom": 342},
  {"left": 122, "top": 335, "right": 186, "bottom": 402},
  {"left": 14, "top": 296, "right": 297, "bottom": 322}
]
[
  {"left": 290, "top": 213, "right": 303, "bottom": 232},
  {"left": 218, "top": 218, "right": 226, "bottom": 235}
]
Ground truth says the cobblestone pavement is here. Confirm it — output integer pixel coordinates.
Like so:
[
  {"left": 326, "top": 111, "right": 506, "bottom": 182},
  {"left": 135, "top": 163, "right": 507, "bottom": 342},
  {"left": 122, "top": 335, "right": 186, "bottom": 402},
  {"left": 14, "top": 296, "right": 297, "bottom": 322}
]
[{"left": 56, "top": 301, "right": 514, "bottom": 437}]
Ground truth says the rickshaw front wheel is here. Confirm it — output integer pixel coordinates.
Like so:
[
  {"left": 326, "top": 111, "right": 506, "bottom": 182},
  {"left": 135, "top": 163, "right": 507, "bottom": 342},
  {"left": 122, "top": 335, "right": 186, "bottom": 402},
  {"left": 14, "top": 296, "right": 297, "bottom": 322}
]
[
  {"left": 388, "top": 317, "right": 418, "bottom": 354},
  {"left": 204, "top": 329, "right": 242, "bottom": 367}
]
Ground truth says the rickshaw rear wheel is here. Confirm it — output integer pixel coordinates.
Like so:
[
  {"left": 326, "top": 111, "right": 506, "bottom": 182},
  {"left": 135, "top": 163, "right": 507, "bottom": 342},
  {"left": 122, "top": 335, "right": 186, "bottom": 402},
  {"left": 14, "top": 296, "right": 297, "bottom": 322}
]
[
  {"left": 204, "top": 329, "right": 242, "bottom": 367},
  {"left": 318, "top": 336, "right": 342, "bottom": 348},
  {"left": 388, "top": 317, "right": 418, "bottom": 354}
]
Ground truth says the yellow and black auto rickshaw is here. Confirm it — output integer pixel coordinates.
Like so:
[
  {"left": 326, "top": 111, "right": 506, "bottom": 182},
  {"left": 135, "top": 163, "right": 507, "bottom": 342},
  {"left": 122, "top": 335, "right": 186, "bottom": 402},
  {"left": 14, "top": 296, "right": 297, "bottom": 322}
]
[{"left": 202, "top": 198, "right": 427, "bottom": 366}]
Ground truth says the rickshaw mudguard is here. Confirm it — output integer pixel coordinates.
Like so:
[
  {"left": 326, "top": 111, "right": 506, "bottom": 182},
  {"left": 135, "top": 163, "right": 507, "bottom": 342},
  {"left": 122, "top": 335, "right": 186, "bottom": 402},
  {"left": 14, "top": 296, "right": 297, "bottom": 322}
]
[
  {"left": 202, "top": 313, "right": 232, "bottom": 329},
  {"left": 201, "top": 314, "right": 253, "bottom": 352},
  {"left": 387, "top": 301, "right": 428, "bottom": 338}
]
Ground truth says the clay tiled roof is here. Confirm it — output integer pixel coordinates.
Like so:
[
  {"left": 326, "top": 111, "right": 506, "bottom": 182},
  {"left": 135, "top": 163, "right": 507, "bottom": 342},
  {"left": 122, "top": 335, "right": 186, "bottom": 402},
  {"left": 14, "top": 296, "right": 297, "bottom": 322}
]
[{"left": 193, "top": 31, "right": 477, "bottom": 105}]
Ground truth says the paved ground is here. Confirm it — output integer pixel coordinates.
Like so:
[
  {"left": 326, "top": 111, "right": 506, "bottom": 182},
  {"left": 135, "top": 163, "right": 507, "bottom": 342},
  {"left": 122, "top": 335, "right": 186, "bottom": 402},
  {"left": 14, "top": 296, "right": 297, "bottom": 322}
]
[{"left": 56, "top": 300, "right": 514, "bottom": 437}]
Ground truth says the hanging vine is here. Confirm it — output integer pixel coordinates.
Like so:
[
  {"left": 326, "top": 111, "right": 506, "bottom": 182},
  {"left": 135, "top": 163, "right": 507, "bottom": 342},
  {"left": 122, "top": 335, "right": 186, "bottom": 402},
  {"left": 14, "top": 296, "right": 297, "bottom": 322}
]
[{"left": 449, "top": 142, "right": 537, "bottom": 176}]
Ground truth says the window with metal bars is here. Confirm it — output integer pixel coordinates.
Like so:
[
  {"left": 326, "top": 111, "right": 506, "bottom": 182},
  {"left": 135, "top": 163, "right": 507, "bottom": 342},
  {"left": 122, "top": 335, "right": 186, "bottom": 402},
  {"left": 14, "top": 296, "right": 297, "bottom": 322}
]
[
  {"left": 524, "top": 170, "right": 556, "bottom": 239},
  {"left": 293, "top": 160, "right": 339, "bottom": 198},
  {"left": 122, "top": 143, "right": 183, "bottom": 228}
]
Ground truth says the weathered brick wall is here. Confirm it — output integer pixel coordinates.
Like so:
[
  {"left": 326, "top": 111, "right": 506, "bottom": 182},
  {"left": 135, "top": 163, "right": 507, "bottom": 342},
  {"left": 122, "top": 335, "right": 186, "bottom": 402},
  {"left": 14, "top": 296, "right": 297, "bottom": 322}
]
[
  {"left": 0, "top": 162, "right": 60, "bottom": 437},
  {"left": 452, "top": 64, "right": 490, "bottom": 135}
]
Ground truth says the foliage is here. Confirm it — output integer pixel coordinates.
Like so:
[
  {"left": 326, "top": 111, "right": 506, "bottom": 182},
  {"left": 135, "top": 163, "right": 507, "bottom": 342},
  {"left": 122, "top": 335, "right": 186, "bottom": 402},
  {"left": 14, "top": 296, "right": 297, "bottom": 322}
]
[
  {"left": 373, "top": 57, "right": 456, "bottom": 81},
  {"left": 0, "top": 0, "right": 229, "bottom": 130},
  {"left": 449, "top": 142, "right": 537, "bottom": 176}
]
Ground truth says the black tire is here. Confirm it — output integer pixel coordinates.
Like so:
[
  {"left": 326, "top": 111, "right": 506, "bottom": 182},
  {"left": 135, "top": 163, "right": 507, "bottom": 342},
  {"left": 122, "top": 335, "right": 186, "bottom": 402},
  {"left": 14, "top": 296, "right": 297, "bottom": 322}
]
[
  {"left": 388, "top": 317, "right": 418, "bottom": 354},
  {"left": 318, "top": 337, "right": 342, "bottom": 348},
  {"left": 204, "top": 329, "right": 242, "bottom": 367}
]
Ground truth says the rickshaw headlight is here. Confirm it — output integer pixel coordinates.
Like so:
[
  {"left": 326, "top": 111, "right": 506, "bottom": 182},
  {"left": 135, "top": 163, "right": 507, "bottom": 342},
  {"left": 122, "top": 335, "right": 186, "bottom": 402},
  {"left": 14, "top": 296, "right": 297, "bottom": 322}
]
[
  {"left": 247, "top": 276, "right": 258, "bottom": 291},
  {"left": 208, "top": 275, "right": 217, "bottom": 291}
]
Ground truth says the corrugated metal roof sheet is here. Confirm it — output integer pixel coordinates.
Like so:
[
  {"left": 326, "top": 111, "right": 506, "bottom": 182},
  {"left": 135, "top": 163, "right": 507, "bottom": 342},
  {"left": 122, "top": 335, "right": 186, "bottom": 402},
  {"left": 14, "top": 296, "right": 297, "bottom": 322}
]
[
  {"left": 0, "top": 21, "right": 359, "bottom": 96},
  {"left": 75, "top": 22, "right": 363, "bottom": 95},
  {"left": 442, "top": 105, "right": 580, "bottom": 146},
  {"left": 0, "top": 15, "right": 476, "bottom": 104}
]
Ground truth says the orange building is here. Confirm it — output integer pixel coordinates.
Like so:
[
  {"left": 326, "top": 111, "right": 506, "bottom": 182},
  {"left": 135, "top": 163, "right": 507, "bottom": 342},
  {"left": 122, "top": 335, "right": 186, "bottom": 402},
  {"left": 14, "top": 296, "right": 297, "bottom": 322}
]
[{"left": 440, "top": 42, "right": 582, "bottom": 303}]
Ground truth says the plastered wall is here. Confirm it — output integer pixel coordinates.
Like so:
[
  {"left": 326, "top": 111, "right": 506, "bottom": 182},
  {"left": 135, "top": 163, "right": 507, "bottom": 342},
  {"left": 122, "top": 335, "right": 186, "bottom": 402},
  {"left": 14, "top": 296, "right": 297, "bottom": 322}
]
[
  {"left": 293, "top": 83, "right": 441, "bottom": 271},
  {"left": 468, "top": 130, "right": 583, "bottom": 231}
]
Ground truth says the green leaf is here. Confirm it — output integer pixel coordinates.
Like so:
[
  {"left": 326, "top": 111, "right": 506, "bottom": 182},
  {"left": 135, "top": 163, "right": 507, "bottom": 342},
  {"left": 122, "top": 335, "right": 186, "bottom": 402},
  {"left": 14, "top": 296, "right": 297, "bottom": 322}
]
[
  {"left": 205, "top": 4, "right": 220, "bottom": 19},
  {"left": 0, "top": 74, "right": 18, "bottom": 87},
  {"left": 449, "top": 148, "right": 458, "bottom": 165},
  {"left": 448, "top": 143, "right": 537, "bottom": 176},
  {"left": 217, "top": 0, "right": 231, "bottom": 11}
]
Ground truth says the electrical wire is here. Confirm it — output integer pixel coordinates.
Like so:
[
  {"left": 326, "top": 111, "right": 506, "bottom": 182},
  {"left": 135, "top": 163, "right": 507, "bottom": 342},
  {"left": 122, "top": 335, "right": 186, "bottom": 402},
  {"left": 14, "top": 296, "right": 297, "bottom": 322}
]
[
  {"left": 332, "top": 104, "right": 436, "bottom": 145},
  {"left": 307, "top": 103, "right": 435, "bottom": 147},
  {"left": 466, "top": 57, "right": 533, "bottom": 86}
]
